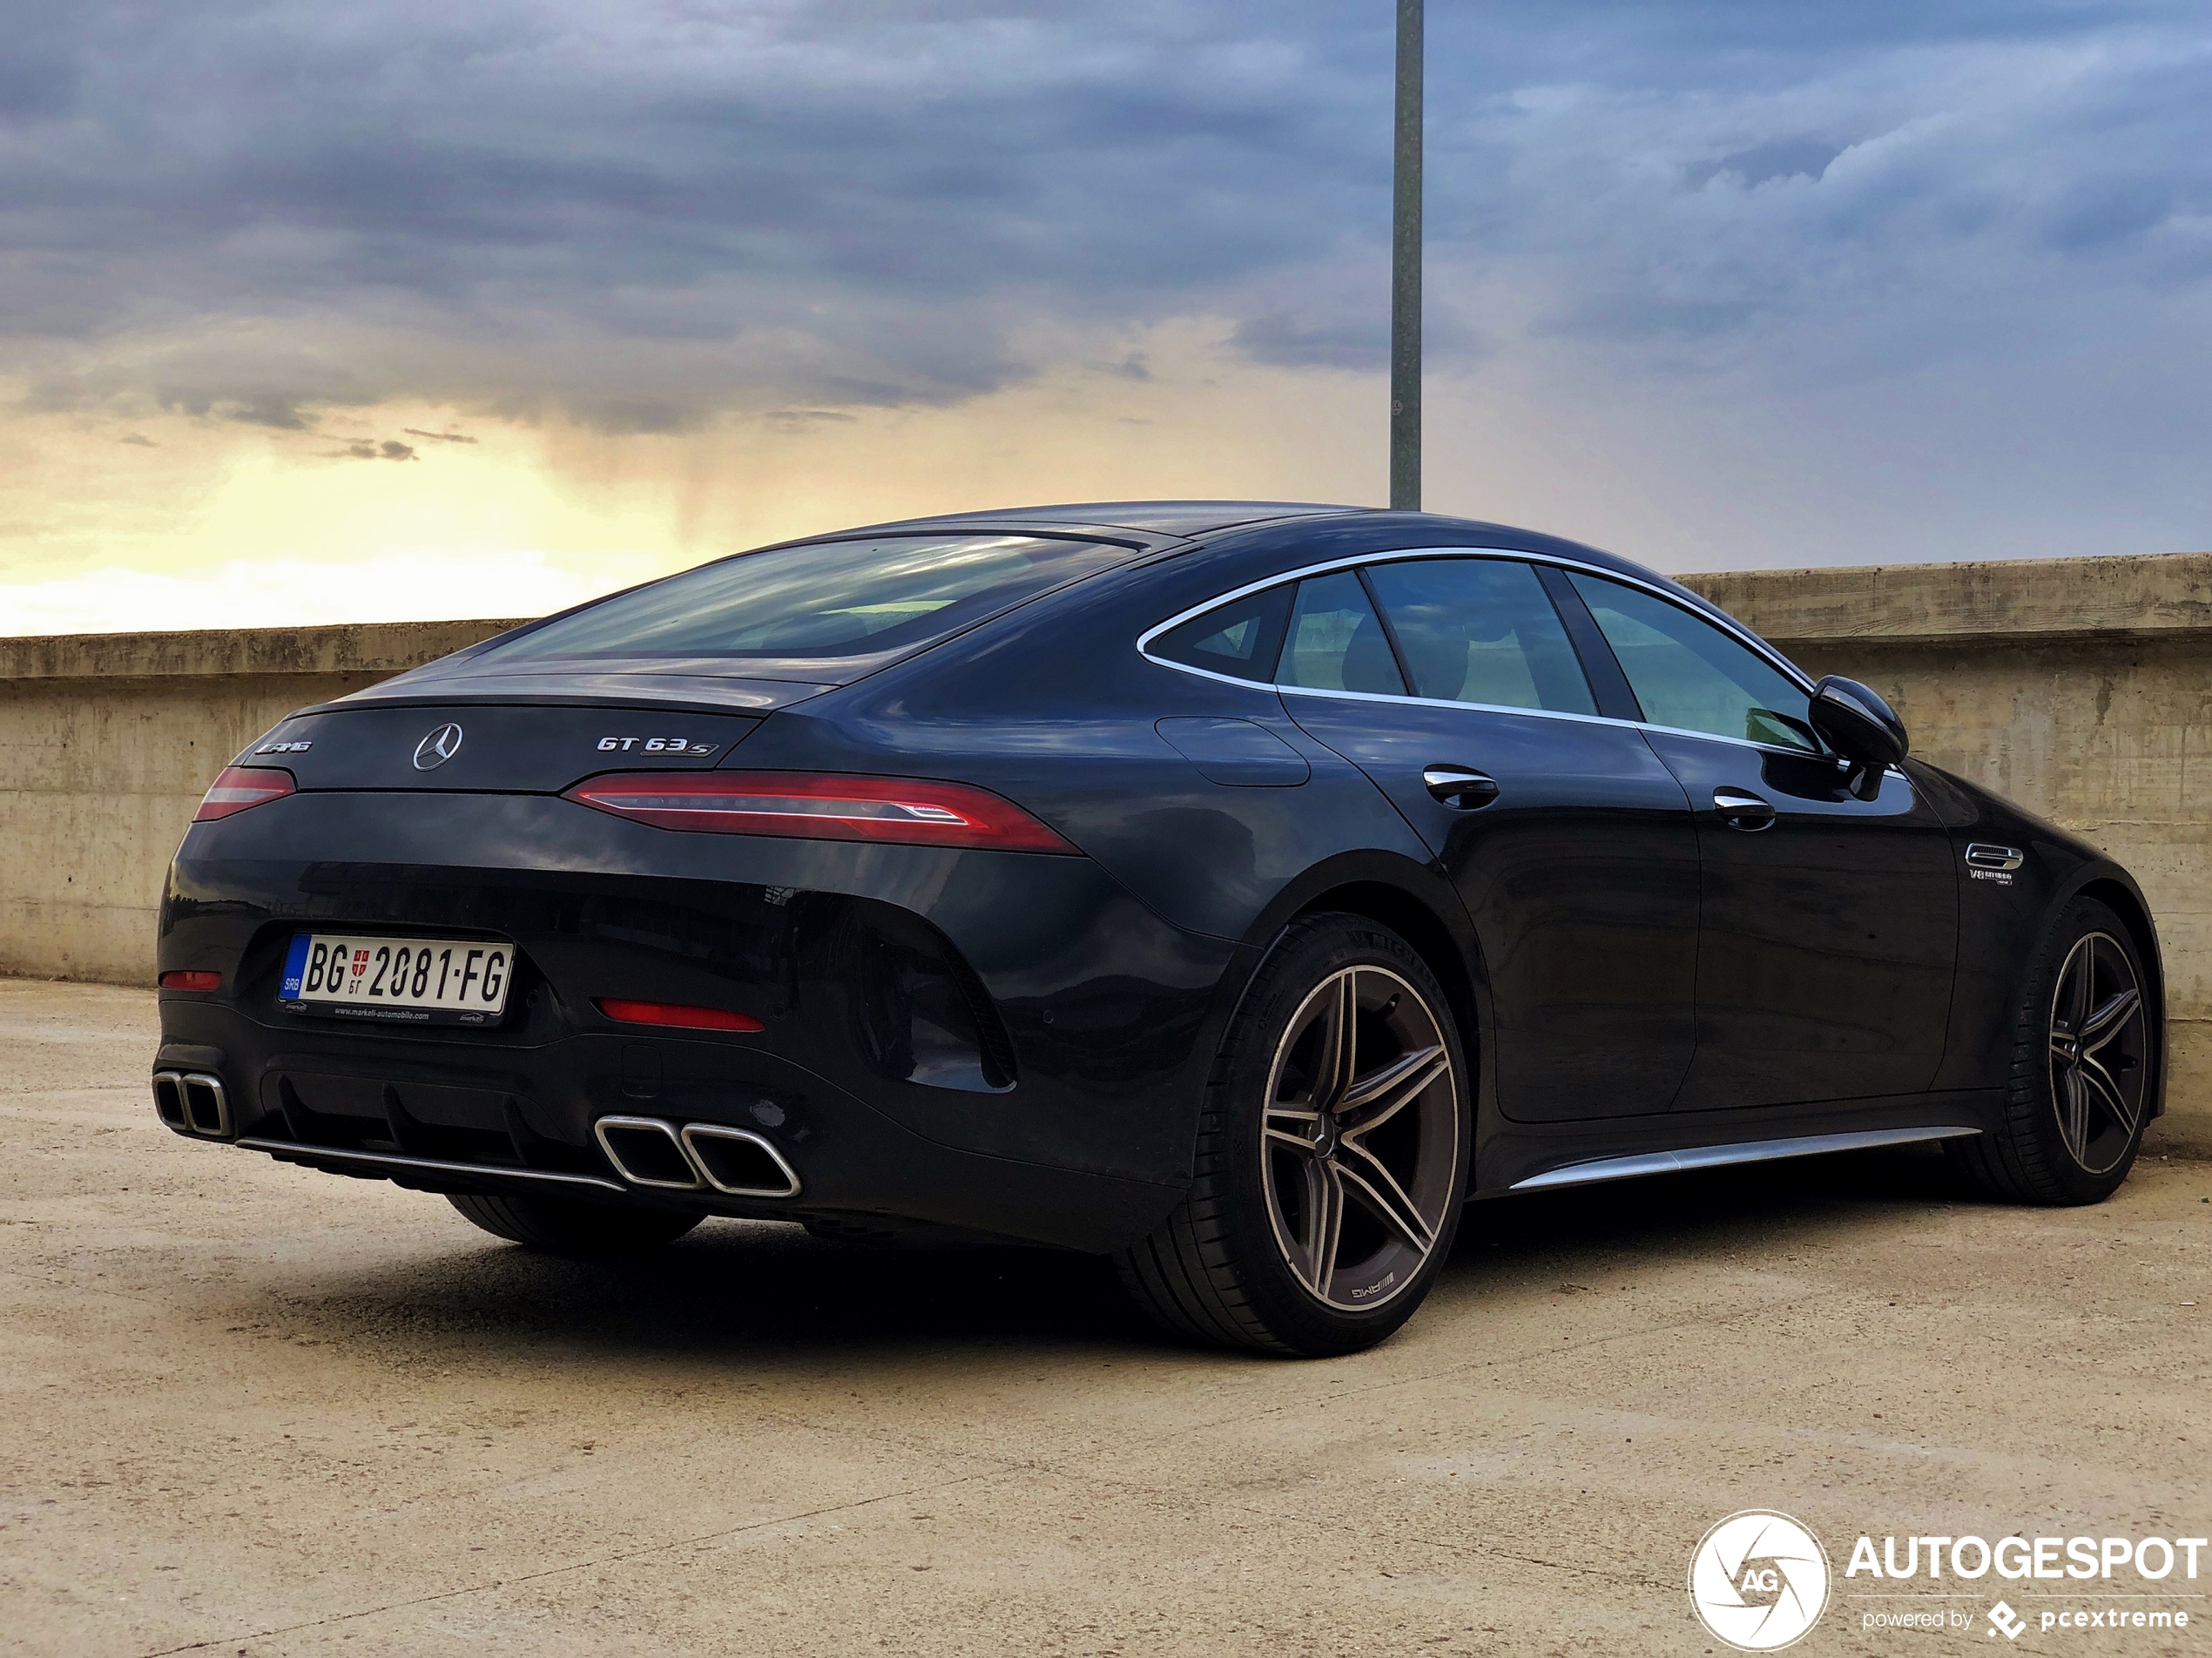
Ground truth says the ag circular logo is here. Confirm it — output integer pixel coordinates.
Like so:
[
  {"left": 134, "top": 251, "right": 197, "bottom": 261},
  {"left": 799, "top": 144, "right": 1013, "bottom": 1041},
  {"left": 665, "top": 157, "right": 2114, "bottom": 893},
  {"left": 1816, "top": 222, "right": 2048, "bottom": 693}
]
[
  {"left": 412, "top": 723, "right": 464, "bottom": 771},
  {"left": 1689, "top": 1510, "right": 1830, "bottom": 1651}
]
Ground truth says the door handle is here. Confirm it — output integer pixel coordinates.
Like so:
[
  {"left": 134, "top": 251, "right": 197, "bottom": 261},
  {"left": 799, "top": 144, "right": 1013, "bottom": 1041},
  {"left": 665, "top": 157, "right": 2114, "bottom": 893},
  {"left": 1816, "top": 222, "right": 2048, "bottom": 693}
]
[
  {"left": 1422, "top": 765, "right": 1501, "bottom": 810},
  {"left": 1712, "top": 787, "right": 1777, "bottom": 832}
]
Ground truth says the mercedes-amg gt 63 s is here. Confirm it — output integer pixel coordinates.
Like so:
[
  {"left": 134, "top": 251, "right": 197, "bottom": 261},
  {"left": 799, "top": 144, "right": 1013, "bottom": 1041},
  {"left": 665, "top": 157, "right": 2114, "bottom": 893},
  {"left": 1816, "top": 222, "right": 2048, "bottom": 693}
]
[{"left": 152, "top": 502, "right": 2164, "bottom": 1355}]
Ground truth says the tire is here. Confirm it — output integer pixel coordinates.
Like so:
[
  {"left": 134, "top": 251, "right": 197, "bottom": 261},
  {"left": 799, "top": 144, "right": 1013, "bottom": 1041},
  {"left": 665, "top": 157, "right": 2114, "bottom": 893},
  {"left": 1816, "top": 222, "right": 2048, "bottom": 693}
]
[
  {"left": 1115, "top": 913, "right": 1472, "bottom": 1357},
  {"left": 446, "top": 1192, "right": 704, "bottom": 1255},
  {"left": 1946, "top": 895, "right": 2159, "bottom": 1205}
]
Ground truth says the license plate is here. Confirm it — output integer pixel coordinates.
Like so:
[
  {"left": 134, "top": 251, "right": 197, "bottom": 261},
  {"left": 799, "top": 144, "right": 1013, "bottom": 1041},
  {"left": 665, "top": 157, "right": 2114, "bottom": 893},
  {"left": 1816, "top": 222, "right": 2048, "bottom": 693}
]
[{"left": 280, "top": 933, "right": 513, "bottom": 1025}]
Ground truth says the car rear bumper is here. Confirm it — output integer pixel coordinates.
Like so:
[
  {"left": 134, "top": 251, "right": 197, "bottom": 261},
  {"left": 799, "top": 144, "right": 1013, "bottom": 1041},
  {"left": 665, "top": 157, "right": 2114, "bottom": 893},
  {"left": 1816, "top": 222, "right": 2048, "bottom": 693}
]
[
  {"left": 153, "top": 1003, "right": 1182, "bottom": 1250},
  {"left": 155, "top": 790, "right": 1246, "bottom": 1250}
]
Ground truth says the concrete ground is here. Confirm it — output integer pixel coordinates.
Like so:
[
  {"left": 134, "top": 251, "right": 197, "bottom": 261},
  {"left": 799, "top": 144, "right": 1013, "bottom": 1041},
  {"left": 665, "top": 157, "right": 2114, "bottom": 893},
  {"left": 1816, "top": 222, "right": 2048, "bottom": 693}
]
[{"left": 3, "top": 979, "right": 2207, "bottom": 1658}]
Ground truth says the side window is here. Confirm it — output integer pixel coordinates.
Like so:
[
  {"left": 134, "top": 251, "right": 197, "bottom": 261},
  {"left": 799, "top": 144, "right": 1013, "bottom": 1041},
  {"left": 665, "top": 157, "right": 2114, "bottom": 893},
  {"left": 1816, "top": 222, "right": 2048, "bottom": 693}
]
[
  {"left": 1277, "top": 571, "right": 1406, "bottom": 696},
  {"left": 1148, "top": 585, "right": 1291, "bottom": 682},
  {"left": 1365, "top": 558, "right": 1595, "bottom": 714},
  {"left": 1565, "top": 573, "right": 1820, "bottom": 751}
]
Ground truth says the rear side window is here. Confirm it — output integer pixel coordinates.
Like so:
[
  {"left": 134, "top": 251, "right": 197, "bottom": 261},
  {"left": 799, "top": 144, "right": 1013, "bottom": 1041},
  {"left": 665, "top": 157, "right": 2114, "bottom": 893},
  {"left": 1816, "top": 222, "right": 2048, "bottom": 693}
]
[
  {"left": 1147, "top": 586, "right": 1292, "bottom": 682},
  {"left": 1277, "top": 572, "right": 1406, "bottom": 696},
  {"left": 1566, "top": 573, "right": 1820, "bottom": 751},
  {"left": 482, "top": 535, "right": 1130, "bottom": 670},
  {"left": 1365, "top": 558, "right": 1595, "bottom": 714}
]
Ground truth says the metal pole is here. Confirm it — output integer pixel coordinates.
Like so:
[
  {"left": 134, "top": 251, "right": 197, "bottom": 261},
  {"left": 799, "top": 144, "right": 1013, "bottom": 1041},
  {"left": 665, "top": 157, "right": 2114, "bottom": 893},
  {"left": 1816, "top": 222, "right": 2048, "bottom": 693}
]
[{"left": 1389, "top": 0, "right": 1423, "bottom": 511}]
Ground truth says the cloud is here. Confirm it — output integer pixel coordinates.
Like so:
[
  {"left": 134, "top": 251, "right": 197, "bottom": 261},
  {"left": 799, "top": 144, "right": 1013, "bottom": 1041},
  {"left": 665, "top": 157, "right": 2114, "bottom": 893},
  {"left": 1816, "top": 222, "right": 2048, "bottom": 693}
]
[
  {"left": 1, "top": 2, "right": 1384, "bottom": 427},
  {"left": 330, "top": 439, "right": 418, "bottom": 461},
  {"left": 402, "top": 428, "right": 479, "bottom": 443},
  {"left": 1683, "top": 138, "right": 1849, "bottom": 192},
  {"left": 0, "top": 2, "right": 2208, "bottom": 563},
  {"left": 1231, "top": 312, "right": 1389, "bottom": 372}
]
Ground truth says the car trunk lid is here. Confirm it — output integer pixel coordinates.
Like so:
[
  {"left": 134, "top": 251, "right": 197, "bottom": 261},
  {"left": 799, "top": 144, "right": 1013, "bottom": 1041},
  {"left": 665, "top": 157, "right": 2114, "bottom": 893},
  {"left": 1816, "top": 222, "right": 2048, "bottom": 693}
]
[{"left": 246, "top": 694, "right": 778, "bottom": 793}]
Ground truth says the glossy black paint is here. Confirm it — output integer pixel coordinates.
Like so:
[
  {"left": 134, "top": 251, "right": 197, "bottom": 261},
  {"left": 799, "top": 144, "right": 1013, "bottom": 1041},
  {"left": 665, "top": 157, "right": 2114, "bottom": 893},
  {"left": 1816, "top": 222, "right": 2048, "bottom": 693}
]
[
  {"left": 1282, "top": 693, "right": 1699, "bottom": 1121},
  {"left": 1811, "top": 675, "right": 1912, "bottom": 783},
  {"left": 156, "top": 502, "right": 2165, "bottom": 1251},
  {"left": 1641, "top": 732, "right": 1959, "bottom": 1109}
]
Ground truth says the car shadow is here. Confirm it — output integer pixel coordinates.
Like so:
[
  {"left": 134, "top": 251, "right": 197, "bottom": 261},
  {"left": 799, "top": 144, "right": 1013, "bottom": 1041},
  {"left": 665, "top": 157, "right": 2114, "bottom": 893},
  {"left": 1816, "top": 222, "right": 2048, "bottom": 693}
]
[{"left": 231, "top": 1145, "right": 1972, "bottom": 1366}]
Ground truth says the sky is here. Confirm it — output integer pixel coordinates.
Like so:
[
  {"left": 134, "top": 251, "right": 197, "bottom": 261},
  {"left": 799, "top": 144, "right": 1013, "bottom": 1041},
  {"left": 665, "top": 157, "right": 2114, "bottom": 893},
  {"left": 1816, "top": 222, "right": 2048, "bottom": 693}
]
[{"left": 3, "top": 1, "right": 2209, "bottom": 634}]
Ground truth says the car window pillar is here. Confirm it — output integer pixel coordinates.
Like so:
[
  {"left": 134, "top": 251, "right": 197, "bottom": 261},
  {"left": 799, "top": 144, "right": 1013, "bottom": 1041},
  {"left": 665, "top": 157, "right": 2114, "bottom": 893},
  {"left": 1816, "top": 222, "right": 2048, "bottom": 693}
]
[{"left": 1534, "top": 564, "right": 1643, "bottom": 723}]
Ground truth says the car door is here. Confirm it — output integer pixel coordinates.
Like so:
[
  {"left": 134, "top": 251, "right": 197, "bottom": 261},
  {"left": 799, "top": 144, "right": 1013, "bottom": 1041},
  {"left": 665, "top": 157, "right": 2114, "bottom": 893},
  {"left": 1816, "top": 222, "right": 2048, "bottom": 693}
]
[
  {"left": 1558, "top": 570, "right": 1959, "bottom": 1110},
  {"left": 1268, "top": 556, "right": 1703, "bottom": 1122}
]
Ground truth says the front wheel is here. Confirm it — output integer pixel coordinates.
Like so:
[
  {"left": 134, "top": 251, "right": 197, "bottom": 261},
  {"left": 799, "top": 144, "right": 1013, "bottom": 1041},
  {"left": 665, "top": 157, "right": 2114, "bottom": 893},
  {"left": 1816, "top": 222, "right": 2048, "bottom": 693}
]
[
  {"left": 1947, "top": 895, "right": 2159, "bottom": 1205},
  {"left": 1115, "top": 913, "right": 1471, "bottom": 1357}
]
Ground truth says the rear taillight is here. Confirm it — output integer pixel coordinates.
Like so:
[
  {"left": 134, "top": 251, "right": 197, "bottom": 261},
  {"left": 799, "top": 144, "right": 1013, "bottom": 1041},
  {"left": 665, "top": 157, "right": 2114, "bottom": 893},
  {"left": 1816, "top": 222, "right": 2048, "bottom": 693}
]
[
  {"left": 596, "top": 999, "right": 765, "bottom": 1033},
  {"left": 158, "top": 970, "right": 222, "bottom": 992},
  {"left": 563, "top": 772, "right": 1077, "bottom": 854},
  {"left": 193, "top": 766, "right": 295, "bottom": 821}
]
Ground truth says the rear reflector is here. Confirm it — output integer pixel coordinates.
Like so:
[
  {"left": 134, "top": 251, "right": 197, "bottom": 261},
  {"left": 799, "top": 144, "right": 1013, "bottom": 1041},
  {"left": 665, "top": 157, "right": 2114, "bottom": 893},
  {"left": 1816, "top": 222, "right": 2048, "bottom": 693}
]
[
  {"left": 596, "top": 998, "right": 765, "bottom": 1033},
  {"left": 563, "top": 771, "right": 1077, "bottom": 853},
  {"left": 194, "top": 765, "right": 296, "bottom": 821},
  {"left": 158, "top": 970, "right": 222, "bottom": 992}
]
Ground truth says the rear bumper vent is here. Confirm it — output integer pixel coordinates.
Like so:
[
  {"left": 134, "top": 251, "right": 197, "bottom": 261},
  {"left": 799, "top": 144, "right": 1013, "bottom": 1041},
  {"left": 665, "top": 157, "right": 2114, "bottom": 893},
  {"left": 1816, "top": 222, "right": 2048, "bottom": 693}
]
[
  {"left": 593, "top": 1115, "right": 802, "bottom": 1198},
  {"left": 153, "top": 1071, "right": 231, "bottom": 1139}
]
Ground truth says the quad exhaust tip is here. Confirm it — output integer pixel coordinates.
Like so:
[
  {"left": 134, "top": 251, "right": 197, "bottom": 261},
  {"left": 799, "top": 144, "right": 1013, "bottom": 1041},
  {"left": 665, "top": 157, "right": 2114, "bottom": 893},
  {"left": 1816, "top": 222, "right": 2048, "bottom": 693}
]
[
  {"left": 680, "top": 1122, "right": 802, "bottom": 1198},
  {"left": 594, "top": 1115, "right": 801, "bottom": 1199},
  {"left": 152, "top": 1070, "right": 231, "bottom": 1139}
]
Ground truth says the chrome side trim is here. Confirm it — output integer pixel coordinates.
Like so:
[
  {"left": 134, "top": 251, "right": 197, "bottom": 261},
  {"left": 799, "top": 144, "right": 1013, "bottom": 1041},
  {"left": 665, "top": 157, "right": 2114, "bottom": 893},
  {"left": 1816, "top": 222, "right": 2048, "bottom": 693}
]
[
  {"left": 236, "top": 1137, "right": 626, "bottom": 1194},
  {"left": 1134, "top": 544, "right": 1818, "bottom": 698},
  {"left": 1507, "top": 1125, "right": 1983, "bottom": 1193},
  {"left": 1965, "top": 843, "right": 2025, "bottom": 872},
  {"left": 678, "top": 1123, "right": 803, "bottom": 1199}
]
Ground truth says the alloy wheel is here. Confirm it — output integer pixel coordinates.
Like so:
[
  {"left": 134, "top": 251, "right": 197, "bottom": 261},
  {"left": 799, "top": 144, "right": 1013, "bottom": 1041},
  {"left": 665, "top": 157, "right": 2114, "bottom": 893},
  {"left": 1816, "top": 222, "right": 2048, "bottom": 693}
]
[
  {"left": 1261, "top": 966, "right": 1460, "bottom": 1311},
  {"left": 2047, "top": 930, "right": 2148, "bottom": 1176}
]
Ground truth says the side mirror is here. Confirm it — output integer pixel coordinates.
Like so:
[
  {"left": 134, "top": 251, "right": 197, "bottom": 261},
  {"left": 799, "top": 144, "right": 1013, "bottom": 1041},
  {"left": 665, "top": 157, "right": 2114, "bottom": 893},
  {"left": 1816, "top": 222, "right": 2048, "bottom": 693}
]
[{"left": 1810, "top": 675, "right": 1909, "bottom": 799}]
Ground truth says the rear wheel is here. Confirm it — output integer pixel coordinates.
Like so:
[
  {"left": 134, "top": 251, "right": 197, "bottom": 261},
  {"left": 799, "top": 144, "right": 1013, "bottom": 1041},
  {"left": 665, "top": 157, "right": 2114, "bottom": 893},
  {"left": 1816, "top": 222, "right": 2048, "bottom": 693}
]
[
  {"left": 1115, "top": 913, "right": 1470, "bottom": 1357},
  {"left": 1947, "top": 895, "right": 2157, "bottom": 1205},
  {"left": 447, "top": 1192, "right": 704, "bottom": 1255}
]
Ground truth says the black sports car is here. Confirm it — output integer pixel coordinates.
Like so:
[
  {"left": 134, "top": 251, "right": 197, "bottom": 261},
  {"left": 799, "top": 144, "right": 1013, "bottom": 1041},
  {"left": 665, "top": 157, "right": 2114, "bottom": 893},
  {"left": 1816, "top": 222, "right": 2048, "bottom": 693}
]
[{"left": 152, "top": 502, "right": 2165, "bottom": 1356}]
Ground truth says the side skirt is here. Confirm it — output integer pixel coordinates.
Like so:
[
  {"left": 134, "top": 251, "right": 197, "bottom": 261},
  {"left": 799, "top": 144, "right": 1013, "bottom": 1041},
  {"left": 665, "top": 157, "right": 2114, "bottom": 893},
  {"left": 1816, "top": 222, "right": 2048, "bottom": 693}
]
[{"left": 1500, "top": 1124, "right": 1982, "bottom": 1195}]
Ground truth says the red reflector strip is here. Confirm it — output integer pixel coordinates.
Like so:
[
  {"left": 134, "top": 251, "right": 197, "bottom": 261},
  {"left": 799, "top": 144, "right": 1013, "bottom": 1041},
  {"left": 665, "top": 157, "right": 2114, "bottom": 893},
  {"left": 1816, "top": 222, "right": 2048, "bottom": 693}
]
[
  {"left": 194, "top": 765, "right": 296, "bottom": 821},
  {"left": 596, "top": 999, "right": 764, "bottom": 1033},
  {"left": 158, "top": 970, "right": 222, "bottom": 992},
  {"left": 563, "top": 772, "right": 1077, "bottom": 854}
]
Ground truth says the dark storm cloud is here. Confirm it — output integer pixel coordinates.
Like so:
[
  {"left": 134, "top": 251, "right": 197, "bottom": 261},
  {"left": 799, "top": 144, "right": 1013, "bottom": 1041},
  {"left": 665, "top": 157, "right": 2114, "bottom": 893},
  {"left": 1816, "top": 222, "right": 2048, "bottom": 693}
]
[
  {"left": 2, "top": 0, "right": 2209, "bottom": 459},
  {"left": 0, "top": 1, "right": 1390, "bottom": 423}
]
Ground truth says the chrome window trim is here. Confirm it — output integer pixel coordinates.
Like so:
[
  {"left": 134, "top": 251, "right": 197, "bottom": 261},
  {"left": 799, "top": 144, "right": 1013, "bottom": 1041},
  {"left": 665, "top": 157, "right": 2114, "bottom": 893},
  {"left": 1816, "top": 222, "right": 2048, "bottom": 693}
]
[{"left": 1135, "top": 545, "right": 1832, "bottom": 763}]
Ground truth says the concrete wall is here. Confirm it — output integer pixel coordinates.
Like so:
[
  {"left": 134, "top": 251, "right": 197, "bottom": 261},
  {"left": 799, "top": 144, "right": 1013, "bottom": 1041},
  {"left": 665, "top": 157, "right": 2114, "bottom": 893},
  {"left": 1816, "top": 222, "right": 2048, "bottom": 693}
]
[
  {"left": 3, "top": 552, "right": 2206, "bottom": 1149},
  {"left": 0, "top": 621, "right": 523, "bottom": 983},
  {"left": 1690, "top": 551, "right": 2212, "bottom": 1154}
]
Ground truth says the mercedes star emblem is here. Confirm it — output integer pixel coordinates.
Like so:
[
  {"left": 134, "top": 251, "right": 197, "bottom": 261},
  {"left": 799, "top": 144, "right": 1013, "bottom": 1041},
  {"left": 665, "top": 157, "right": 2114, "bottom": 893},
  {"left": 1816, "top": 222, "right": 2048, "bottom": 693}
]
[{"left": 412, "top": 723, "right": 465, "bottom": 771}]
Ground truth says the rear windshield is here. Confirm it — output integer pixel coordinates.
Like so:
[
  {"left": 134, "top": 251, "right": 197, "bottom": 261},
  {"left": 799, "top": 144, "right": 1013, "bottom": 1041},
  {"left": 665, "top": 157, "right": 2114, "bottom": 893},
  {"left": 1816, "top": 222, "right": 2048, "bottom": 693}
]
[{"left": 481, "top": 534, "right": 1132, "bottom": 673}]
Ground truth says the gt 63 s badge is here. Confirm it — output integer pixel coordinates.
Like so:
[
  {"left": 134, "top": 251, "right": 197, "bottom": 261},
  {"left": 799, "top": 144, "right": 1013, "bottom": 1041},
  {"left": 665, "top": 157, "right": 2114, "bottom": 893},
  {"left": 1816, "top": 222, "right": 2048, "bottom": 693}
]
[{"left": 596, "top": 736, "right": 719, "bottom": 755}]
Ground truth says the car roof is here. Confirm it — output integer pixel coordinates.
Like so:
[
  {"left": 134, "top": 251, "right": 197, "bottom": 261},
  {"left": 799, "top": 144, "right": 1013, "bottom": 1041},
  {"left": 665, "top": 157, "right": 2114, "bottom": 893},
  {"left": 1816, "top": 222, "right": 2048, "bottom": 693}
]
[
  {"left": 840, "top": 500, "right": 1366, "bottom": 539},
  {"left": 812, "top": 501, "right": 1733, "bottom": 623}
]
